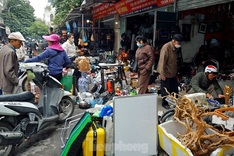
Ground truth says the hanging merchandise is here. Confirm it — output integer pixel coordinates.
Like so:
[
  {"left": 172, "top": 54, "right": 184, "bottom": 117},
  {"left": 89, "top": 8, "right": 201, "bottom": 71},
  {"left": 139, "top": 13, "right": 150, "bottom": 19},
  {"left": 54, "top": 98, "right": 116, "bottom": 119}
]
[
  {"left": 78, "top": 38, "right": 84, "bottom": 47},
  {"left": 83, "top": 29, "right": 88, "bottom": 42},
  {"left": 73, "top": 21, "right": 77, "bottom": 29},
  {"left": 79, "top": 29, "right": 88, "bottom": 47},
  {"left": 66, "top": 21, "right": 71, "bottom": 33},
  {"left": 90, "top": 33, "right": 94, "bottom": 41},
  {"left": 73, "top": 21, "right": 78, "bottom": 36}
]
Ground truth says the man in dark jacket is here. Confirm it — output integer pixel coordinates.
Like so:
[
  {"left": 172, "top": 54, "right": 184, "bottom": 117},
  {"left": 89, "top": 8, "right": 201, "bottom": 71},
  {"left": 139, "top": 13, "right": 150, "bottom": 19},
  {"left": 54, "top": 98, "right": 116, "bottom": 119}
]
[
  {"left": 187, "top": 65, "right": 224, "bottom": 99},
  {"left": 0, "top": 32, "right": 26, "bottom": 94}
]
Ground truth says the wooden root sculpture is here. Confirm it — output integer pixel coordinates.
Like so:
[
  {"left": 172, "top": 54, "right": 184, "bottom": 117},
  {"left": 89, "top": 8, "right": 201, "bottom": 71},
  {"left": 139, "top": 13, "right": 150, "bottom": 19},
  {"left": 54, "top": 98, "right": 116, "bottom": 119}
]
[{"left": 166, "top": 90, "right": 234, "bottom": 156}]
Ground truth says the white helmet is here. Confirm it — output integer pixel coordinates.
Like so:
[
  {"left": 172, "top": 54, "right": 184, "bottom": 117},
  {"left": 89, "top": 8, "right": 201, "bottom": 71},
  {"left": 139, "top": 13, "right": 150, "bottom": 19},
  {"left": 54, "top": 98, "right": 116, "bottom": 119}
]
[{"left": 205, "top": 65, "right": 218, "bottom": 73}]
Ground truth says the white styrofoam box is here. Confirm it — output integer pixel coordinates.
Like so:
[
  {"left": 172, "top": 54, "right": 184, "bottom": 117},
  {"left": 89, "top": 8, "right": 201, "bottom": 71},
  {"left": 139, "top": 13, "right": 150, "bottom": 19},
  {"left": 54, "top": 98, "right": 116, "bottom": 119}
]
[
  {"left": 158, "top": 120, "right": 234, "bottom": 156},
  {"left": 185, "top": 93, "right": 206, "bottom": 104},
  {"left": 212, "top": 115, "right": 234, "bottom": 130}
]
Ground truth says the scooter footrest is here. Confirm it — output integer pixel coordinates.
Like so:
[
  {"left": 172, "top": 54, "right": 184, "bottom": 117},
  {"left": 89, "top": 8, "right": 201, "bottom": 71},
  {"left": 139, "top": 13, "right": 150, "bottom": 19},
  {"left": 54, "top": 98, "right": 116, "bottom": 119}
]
[
  {"left": 0, "top": 132, "right": 24, "bottom": 146},
  {"left": 0, "top": 91, "right": 35, "bottom": 102}
]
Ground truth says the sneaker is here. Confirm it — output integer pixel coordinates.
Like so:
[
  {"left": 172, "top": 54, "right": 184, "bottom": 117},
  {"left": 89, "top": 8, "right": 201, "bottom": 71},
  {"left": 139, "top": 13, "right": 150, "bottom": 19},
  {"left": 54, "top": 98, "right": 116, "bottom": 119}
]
[{"left": 162, "top": 105, "right": 170, "bottom": 110}]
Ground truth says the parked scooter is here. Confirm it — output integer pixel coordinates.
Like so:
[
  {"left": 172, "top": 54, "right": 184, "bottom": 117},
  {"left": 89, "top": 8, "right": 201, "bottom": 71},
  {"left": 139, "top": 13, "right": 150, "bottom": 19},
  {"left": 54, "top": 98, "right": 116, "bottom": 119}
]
[
  {"left": 18, "top": 62, "right": 75, "bottom": 122},
  {"left": 0, "top": 62, "right": 75, "bottom": 156}
]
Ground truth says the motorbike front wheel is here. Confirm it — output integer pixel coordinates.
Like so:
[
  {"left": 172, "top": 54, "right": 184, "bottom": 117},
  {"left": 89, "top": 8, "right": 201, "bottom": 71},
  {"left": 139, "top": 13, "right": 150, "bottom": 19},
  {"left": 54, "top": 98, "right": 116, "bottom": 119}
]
[
  {"left": 0, "top": 122, "right": 15, "bottom": 156},
  {"left": 57, "top": 96, "right": 75, "bottom": 123}
]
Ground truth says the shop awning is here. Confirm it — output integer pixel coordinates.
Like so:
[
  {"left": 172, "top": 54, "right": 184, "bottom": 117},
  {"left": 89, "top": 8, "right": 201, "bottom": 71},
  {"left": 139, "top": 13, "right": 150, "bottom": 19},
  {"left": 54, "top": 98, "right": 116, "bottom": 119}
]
[
  {"left": 65, "top": 0, "right": 118, "bottom": 22},
  {"left": 64, "top": 7, "right": 92, "bottom": 22},
  {"left": 81, "top": 0, "right": 116, "bottom": 8},
  {"left": 177, "top": 0, "right": 233, "bottom": 11}
]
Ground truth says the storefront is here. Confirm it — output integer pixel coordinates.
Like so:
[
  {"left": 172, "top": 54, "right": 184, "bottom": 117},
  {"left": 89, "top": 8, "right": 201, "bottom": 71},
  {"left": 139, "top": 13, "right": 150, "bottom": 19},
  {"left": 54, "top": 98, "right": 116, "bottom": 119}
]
[
  {"left": 91, "top": 3, "right": 117, "bottom": 52},
  {"left": 61, "top": 1, "right": 117, "bottom": 52},
  {"left": 177, "top": 1, "right": 234, "bottom": 74},
  {"left": 114, "top": 0, "right": 175, "bottom": 52}
]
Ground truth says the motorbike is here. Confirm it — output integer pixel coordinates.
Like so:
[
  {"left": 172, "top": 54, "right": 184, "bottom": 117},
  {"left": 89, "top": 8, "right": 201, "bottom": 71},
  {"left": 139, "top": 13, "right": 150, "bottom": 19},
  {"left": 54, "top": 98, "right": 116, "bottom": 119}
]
[
  {"left": 0, "top": 62, "right": 75, "bottom": 156},
  {"left": 18, "top": 62, "right": 75, "bottom": 122}
]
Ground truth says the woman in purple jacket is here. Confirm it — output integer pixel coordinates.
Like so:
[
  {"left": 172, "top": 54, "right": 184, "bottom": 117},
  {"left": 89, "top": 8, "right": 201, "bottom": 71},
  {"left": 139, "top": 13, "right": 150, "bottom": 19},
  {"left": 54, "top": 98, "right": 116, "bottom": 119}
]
[{"left": 24, "top": 34, "right": 71, "bottom": 81}]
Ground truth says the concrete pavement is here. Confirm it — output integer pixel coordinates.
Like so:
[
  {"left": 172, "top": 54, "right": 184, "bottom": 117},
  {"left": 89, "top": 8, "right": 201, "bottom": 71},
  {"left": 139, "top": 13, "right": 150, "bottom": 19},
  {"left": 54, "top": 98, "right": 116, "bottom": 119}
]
[
  {"left": 14, "top": 104, "right": 86, "bottom": 156},
  {"left": 13, "top": 96, "right": 166, "bottom": 156}
]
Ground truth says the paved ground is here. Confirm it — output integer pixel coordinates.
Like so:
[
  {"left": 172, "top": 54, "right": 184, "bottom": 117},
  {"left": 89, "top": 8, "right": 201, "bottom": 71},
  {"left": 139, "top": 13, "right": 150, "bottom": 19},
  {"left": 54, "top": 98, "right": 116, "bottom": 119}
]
[
  {"left": 14, "top": 104, "right": 86, "bottom": 156},
  {"left": 12, "top": 80, "right": 234, "bottom": 156},
  {"left": 13, "top": 97, "right": 165, "bottom": 156}
]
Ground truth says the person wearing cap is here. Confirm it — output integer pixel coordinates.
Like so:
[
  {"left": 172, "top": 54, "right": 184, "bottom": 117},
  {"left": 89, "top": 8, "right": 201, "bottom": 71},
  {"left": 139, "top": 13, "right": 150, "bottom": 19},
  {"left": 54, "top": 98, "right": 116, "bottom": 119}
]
[
  {"left": 24, "top": 34, "right": 71, "bottom": 81},
  {"left": 133, "top": 35, "right": 155, "bottom": 94},
  {"left": 0, "top": 32, "right": 26, "bottom": 94},
  {"left": 187, "top": 65, "right": 224, "bottom": 99},
  {"left": 157, "top": 34, "right": 183, "bottom": 109}
]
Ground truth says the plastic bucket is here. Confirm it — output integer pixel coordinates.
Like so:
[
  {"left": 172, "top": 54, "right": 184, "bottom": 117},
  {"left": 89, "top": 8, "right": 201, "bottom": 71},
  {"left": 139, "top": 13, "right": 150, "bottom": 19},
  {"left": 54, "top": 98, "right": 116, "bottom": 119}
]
[{"left": 61, "top": 75, "right": 73, "bottom": 91}]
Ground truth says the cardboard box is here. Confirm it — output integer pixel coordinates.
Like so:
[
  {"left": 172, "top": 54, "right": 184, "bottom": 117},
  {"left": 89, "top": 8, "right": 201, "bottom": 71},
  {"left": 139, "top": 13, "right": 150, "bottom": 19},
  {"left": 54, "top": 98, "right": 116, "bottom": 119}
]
[{"left": 158, "top": 120, "right": 234, "bottom": 156}]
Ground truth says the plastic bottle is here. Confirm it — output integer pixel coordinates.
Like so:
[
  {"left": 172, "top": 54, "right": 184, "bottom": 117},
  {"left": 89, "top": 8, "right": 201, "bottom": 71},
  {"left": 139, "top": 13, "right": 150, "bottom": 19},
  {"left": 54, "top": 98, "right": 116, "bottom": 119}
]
[{"left": 78, "top": 72, "right": 89, "bottom": 92}]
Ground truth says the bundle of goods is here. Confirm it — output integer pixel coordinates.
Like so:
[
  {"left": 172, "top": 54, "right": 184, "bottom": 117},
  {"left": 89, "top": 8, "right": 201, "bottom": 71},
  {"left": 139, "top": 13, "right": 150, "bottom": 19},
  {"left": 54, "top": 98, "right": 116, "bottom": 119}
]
[{"left": 75, "top": 56, "right": 91, "bottom": 72}]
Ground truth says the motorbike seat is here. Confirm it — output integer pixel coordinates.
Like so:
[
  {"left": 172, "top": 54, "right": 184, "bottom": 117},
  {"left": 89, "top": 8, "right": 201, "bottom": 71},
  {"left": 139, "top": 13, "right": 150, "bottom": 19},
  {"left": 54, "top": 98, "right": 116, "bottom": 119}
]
[{"left": 0, "top": 91, "right": 35, "bottom": 102}]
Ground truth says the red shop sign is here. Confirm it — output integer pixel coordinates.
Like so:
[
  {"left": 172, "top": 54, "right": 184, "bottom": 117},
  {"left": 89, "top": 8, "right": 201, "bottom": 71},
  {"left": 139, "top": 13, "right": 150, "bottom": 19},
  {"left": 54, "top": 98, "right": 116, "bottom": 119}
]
[
  {"left": 114, "top": 0, "right": 174, "bottom": 16},
  {"left": 157, "top": 0, "right": 174, "bottom": 7},
  {"left": 92, "top": 3, "right": 117, "bottom": 20}
]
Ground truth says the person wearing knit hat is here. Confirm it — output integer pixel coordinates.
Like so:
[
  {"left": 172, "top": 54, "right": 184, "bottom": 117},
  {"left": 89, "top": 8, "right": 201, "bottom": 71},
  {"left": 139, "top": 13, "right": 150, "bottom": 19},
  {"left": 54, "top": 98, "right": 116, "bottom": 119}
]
[
  {"left": 157, "top": 34, "right": 183, "bottom": 109},
  {"left": 0, "top": 32, "right": 26, "bottom": 94},
  {"left": 24, "top": 34, "right": 71, "bottom": 81}
]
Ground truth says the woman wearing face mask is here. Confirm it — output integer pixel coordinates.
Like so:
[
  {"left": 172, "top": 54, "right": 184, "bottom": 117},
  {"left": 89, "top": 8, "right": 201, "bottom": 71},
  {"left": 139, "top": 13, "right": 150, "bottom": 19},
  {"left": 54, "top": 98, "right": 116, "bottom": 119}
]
[
  {"left": 62, "top": 33, "right": 77, "bottom": 59},
  {"left": 157, "top": 34, "right": 183, "bottom": 109},
  {"left": 134, "top": 35, "right": 155, "bottom": 94},
  {"left": 62, "top": 33, "right": 81, "bottom": 94}
]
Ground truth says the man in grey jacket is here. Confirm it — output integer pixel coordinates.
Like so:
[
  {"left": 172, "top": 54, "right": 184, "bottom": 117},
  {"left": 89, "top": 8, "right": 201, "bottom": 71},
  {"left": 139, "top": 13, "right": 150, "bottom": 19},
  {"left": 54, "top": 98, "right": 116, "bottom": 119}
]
[{"left": 0, "top": 32, "right": 26, "bottom": 94}]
